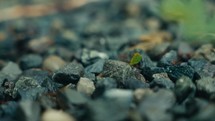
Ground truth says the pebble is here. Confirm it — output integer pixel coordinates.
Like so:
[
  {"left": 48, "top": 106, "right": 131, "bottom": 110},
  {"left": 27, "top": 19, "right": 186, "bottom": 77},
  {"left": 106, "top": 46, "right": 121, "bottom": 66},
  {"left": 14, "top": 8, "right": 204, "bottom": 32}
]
[
  {"left": 174, "top": 76, "right": 196, "bottom": 103},
  {"left": 101, "top": 59, "right": 145, "bottom": 83},
  {"left": 78, "top": 49, "right": 109, "bottom": 66},
  {"left": 43, "top": 55, "right": 66, "bottom": 72},
  {"left": 85, "top": 59, "right": 106, "bottom": 74},
  {"left": 133, "top": 89, "right": 153, "bottom": 103},
  {"left": 77, "top": 77, "right": 95, "bottom": 96},
  {"left": 52, "top": 62, "right": 84, "bottom": 85},
  {"left": 28, "top": 36, "right": 54, "bottom": 53},
  {"left": 42, "top": 109, "right": 76, "bottom": 121},
  {"left": 178, "top": 42, "right": 193, "bottom": 60},
  {"left": 150, "top": 73, "right": 175, "bottom": 89},
  {"left": 104, "top": 89, "right": 133, "bottom": 103},
  {"left": 14, "top": 101, "right": 40, "bottom": 121},
  {"left": 194, "top": 44, "right": 215, "bottom": 63},
  {"left": 148, "top": 42, "right": 170, "bottom": 59},
  {"left": 1, "top": 62, "right": 22, "bottom": 80},
  {"left": 196, "top": 77, "right": 215, "bottom": 98},
  {"left": 158, "top": 50, "right": 178, "bottom": 67},
  {"left": 13, "top": 69, "right": 56, "bottom": 100},
  {"left": 166, "top": 64, "right": 195, "bottom": 81},
  {"left": 123, "top": 77, "right": 149, "bottom": 90},
  {"left": 19, "top": 54, "right": 43, "bottom": 70},
  {"left": 138, "top": 89, "right": 176, "bottom": 121},
  {"left": 87, "top": 98, "right": 130, "bottom": 121},
  {"left": 60, "top": 88, "right": 88, "bottom": 105}
]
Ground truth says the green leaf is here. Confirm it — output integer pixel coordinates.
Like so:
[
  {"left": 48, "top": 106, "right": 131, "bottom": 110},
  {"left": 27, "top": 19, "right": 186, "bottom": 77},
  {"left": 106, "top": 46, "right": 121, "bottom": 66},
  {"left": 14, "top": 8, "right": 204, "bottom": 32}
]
[{"left": 130, "top": 53, "right": 142, "bottom": 66}]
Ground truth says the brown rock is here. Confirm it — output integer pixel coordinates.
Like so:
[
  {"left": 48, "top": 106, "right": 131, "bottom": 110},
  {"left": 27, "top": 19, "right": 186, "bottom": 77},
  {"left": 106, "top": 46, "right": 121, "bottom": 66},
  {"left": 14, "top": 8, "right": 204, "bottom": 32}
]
[
  {"left": 43, "top": 55, "right": 66, "bottom": 72},
  {"left": 28, "top": 36, "right": 54, "bottom": 53}
]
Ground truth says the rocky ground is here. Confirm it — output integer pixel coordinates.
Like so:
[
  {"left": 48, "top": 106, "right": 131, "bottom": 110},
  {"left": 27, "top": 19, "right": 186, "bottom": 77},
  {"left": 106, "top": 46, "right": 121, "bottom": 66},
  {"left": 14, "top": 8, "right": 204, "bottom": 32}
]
[{"left": 0, "top": 0, "right": 215, "bottom": 121}]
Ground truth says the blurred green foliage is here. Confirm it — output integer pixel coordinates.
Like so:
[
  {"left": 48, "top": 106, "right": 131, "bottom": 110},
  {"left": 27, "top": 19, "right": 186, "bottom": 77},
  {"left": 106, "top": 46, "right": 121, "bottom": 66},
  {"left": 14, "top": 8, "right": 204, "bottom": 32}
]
[{"left": 161, "top": 0, "right": 215, "bottom": 43}]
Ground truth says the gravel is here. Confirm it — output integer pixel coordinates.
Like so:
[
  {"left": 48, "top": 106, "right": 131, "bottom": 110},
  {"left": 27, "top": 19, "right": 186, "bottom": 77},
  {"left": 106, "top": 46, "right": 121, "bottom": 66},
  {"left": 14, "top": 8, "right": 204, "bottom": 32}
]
[{"left": 0, "top": 0, "right": 214, "bottom": 121}]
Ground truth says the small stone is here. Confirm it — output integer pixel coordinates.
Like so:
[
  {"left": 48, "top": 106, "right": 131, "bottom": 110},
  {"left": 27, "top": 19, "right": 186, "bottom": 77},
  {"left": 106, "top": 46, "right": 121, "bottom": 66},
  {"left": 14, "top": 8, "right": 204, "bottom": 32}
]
[
  {"left": 178, "top": 42, "right": 193, "bottom": 60},
  {"left": 138, "top": 89, "right": 176, "bottom": 121},
  {"left": 93, "top": 77, "right": 117, "bottom": 97},
  {"left": 37, "top": 94, "right": 57, "bottom": 109},
  {"left": 19, "top": 54, "right": 43, "bottom": 70},
  {"left": 166, "top": 65, "right": 195, "bottom": 81},
  {"left": 196, "top": 77, "right": 215, "bottom": 98},
  {"left": 191, "top": 103, "right": 215, "bottom": 121},
  {"left": 60, "top": 88, "right": 88, "bottom": 105},
  {"left": 133, "top": 89, "right": 153, "bottom": 103},
  {"left": 194, "top": 44, "right": 215, "bottom": 63},
  {"left": 150, "top": 73, "right": 175, "bottom": 89},
  {"left": 85, "top": 59, "right": 106, "bottom": 74},
  {"left": 96, "top": 77, "right": 117, "bottom": 90},
  {"left": 14, "top": 101, "right": 40, "bottom": 121},
  {"left": 55, "top": 47, "right": 74, "bottom": 61},
  {"left": 123, "top": 78, "right": 149, "bottom": 90},
  {"left": 103, "top": 89, "right": 133, "bottom": 105},
  {"left": 87, "top": 98, "right": 130, "bottom": 121},
  {"left": 158, "top": 50, "right": 178, "bottom": 67},
  {"left": 1, "top": 62, "right": 22, "bottom": 80},
  {"left": 77, "top": 49, "right": 109, "bottom": 66},
  {"left": 43, "top": 55, "right": 66, "bottom": 72},
  {"left": 52, "top": 62, "right": 84, "bottom": 85},
  {"left": 28, "top": 36, "right": 53, "bottom": 53},
  {"left": 13, "top": 69, "right": 56, "bottom": 100},
  {"left": 174, "top": 76, "right": 196, "bottom": 103},
  {"left": 77, "top": 78, "right": 95, "bottom": 96},
  {"left": 148, "top": 42, "right": 170, "bottom": 59},
  {"left": 42, "top": 109, "right": 76, "bottom": 121},
  {"left": 101, "top": 59, "right": 144, "bottom": 83},
  {"left": 0, "top": 101, "right": 18, "bottom": 117}
]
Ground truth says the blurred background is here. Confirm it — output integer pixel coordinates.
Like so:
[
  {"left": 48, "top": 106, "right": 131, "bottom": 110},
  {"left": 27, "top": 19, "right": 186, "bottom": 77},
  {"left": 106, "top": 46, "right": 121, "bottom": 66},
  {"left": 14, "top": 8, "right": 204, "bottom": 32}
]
[{"left": 0, "top": 0, "right": 214, "bottom": 61}]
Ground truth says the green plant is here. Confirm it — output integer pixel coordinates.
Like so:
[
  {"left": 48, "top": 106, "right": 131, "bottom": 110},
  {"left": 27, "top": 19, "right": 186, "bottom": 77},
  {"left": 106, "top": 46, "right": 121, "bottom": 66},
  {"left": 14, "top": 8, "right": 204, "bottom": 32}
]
[
  {"left": 130, "top": 53, "right": 142, "bottom": 66},
  {"left": 160, "top": 0, "right": 215, "bottom": 43}
]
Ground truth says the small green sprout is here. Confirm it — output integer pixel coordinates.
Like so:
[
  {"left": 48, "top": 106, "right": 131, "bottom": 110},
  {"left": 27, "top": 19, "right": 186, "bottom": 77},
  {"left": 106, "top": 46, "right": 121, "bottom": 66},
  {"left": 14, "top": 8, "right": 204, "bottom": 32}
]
[{"left": 130, "top": 53, "right": 142, "bottom": 66}]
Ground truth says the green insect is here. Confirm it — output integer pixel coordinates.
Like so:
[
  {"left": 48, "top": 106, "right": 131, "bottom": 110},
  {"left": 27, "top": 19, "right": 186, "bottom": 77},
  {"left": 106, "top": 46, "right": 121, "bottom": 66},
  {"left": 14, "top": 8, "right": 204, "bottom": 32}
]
[{"left": 129, "top": 52, "right": 142, "bottom": 66}]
